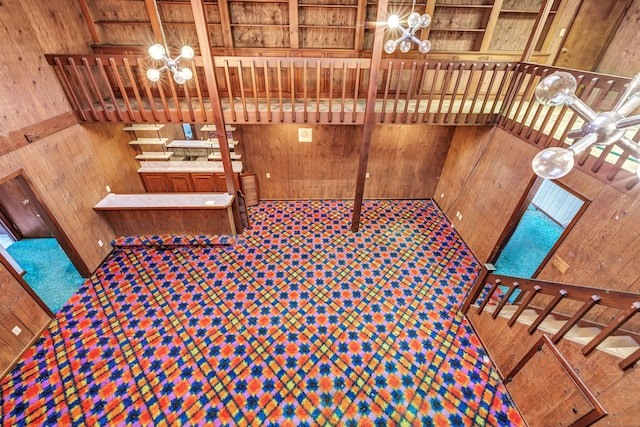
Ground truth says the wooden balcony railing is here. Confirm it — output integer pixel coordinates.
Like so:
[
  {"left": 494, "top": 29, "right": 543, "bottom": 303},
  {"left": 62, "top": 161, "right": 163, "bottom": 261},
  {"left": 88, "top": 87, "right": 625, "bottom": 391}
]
[
  {"left": 464, "top": 271, "right": 640, "bottom": 371},
  {"left": 498, "top": 63, "right": 640, "bottom": 191},
  {"left": 45, "top": 54, "right": 515, "bottom": 126}
]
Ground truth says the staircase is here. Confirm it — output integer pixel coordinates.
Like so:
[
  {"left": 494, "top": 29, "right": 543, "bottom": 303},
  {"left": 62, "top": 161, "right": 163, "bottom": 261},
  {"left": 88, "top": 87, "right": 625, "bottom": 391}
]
[{"left": 480, "top": 304, "right": 640, "bottom": 364}]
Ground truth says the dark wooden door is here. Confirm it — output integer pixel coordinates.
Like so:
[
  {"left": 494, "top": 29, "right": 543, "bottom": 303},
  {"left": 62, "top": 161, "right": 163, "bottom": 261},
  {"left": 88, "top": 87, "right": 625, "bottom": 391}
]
[{"left": 0, "top": 179, "right": 51, "bottom": 238}]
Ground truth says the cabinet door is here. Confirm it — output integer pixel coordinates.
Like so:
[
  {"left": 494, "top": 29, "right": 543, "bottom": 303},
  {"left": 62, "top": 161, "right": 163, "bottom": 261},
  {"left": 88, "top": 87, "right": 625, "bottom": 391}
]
[
  {"left": 213, "top": 173, "right": 242, "bottom": 193},
  {"left": 167, "top": 173, "right": 194, "bottom": 192},
  {"left": 191, "top": 173, "right": 216, "bottom": 192},
  {"left": 141, "top": 173, "right": 169, "bottom": 192}
]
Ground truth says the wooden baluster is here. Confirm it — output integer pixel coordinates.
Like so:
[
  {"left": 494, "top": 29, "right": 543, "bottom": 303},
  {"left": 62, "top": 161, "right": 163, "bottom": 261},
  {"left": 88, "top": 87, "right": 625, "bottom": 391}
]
[
  {"left": 316, "top": 61, "right": 321, "bottom": 123},
  {"left": 82, "top": 57, "right": 111, "bottom": 121},
  {"left": 189, "top": 61, "right": 206, "bottom": 122},
  {"left": 290, "top": 61, "right": 296, "bottom": 123},
  {"left": 402, "top": 62, "right": 417, "bottom": 123},
  {"left": 303, "top": 60, "right": 308, "bottom": 123},
  {"left": 619, "top": 347, "right": 640, "bottom": 370},
  {"left": 528, "top": 289, "right": 567, "bottom": 334},
  {"left": 277, "top": 60, "right": 284, "bottom": 123},
  {"left": 95, "top": 57, "right": 123, "bottom": 121},
  {"left": 264, "top": 62, "right": 272, "bottom": 123},
  {"left": 508, "top": 285, "right": 541, "bottom": 327},
  {"left": 136, "top": 58, "right": 159, "bottom": 122},
  {"left": 445, "top": 63, "right": 465, "bottom": 124},
  {"left": 237, "top": 60, "right": 248, "bottom": 122},
  {"left": 109, "top": 57, "right": 135, "bottom": 121},
  {"left": 380, "top": 62, "right": 392, "bottom": 123},
  {"left": 508, "top": 66, "right": 539, "bottom": 132},
  {"left": 223, "top": 60, "right": 236, "bottom": 122},
  {"left": 423, "top": 62, "right": 441, "bottom": 124},
  {"left": 155, "top": 78, "right": 171, "bottom": 122},
  {"left": 477, "top": 63, "right": 498, "bottom": 124},
  {"left": 494, "top": 63, "right": 519, "bottom": 125},
  {"left": 477, "top": 279, "right": 501, "bottom": 315},
  {"left": 411, "top": 61, "right": 428, "bottom": 123},
  {"left": 340, "top": 62, "right": 347, "bottom": 123},
  {"left": 582, "top": 302, "right": 640, "bottom": 356},
  {"left": 250, "top": 60, "right": 260, "bottom": 122},
  {"left": 69, "top": 57, "right": 99, "bottom": 121},
  {"left": 166, "top": 69, "right": 184, "bottom": 122},
  {"left": 54, "top": 57, "right": 87, "bottom": 121},
  {"left": 391, "top": 61, "right": 405, "bottom": 123},
  {"left": 122, "top": 58, "right": 149, "bottom": 121},
  {"left": 328, "top": 61, "right": 334, "bottom": 123},
  {"left": 352, "top": 62, "right": 361, "bottom": 124},
  {"left": 515, "top": 67, "right": 547, "bottom": 134},
  {"left": 466, "top": 63, "right": 485, "bottom": 124},
  {"left": 492, "top": 282, "right": 519, "bottom": 319},
  {"left": 552, "top": 295, "right": 600, "bottom": 344},
  {"left": 436, "top": 63, "right": 453, "bottom": 124},
  {"left": 461, "top": 264, "right": 494, "bottom": 314}
]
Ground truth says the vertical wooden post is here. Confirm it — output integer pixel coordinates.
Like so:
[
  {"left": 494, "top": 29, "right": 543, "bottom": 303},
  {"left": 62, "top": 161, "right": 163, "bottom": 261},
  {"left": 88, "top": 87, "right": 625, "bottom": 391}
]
[
  {"left": 190, "top": 0, "right": 237, "bottom": 198},
  {"left": 461, "top": 263, "right": 495, "bottom": 314},
  {"left": 520, "top": 0, "right": 555, "bottom": 62},
  {"left": 289, "top": 0, "right": 299, "bottom": 49},
  {"left": 144, "top": 0, "right": 164, "bottom": 45},
  {"left": 351, "top": 0, "right": 388, "bottom": 232}
]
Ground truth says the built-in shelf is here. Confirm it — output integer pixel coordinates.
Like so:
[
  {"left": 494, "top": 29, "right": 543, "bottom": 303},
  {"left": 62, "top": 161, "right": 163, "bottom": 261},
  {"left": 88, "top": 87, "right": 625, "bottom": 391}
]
[
  {"left": 135, "top": 152, "right": 174, "bottom": 161},
  {"left": 124, "top": 124, "right": 165, "bottom": 132},
  {"left": 128, "top": 138, "right": 169, "bottom": 146}
]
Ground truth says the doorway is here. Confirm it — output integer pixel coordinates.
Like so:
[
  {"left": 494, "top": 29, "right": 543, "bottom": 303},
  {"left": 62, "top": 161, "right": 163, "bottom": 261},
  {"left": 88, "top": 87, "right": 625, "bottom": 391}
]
[
  {"left": 0, "top": 172, "right": 87, "bottom": 313},
  {"left": 490, "top": 178, "right": 589, "bottom": 278}
]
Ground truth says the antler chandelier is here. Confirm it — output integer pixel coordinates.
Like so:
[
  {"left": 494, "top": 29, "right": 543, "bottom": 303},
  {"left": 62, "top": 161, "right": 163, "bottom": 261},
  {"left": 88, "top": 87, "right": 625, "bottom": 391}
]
[
  {"left": 384, "top": 0, "right": 432, "bottom": 54},
  {"left": 532, "top": 72, "right": 640, "bottom": 179},
  {"left": 146, "top": 0, "right": 194, "bottom": 84}
]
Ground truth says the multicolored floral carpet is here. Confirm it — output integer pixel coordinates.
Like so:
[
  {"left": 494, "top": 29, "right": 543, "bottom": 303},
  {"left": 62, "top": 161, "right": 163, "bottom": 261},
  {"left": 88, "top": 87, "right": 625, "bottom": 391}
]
[{"left": 0, "top": 200, "right": 523, "bottom": 426}]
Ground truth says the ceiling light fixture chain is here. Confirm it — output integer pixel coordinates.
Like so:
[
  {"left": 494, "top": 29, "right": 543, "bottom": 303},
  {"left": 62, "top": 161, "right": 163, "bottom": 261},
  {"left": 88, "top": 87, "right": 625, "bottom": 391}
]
[
  {"left": 384, "top": 0, "right": 432, "bottom": 54},
  {"left": 146, "top": 0, "right": 194, "bottom": 84},
  {"left": 531, "top": 71, "right": 640, "bottom": 180}
]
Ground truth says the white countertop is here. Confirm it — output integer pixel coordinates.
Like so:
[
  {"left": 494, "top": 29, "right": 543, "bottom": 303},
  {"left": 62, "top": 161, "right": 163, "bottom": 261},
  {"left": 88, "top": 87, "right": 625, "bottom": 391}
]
[
  {"left": 137, "top": 160, "right": 244, "bottom": 174},
  {"left": 94, "top": 193, "right": 234, "bottom": 210}
]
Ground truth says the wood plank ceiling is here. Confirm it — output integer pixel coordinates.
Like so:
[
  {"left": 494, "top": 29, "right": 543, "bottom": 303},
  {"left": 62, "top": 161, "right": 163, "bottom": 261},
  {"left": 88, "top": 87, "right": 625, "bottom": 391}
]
[{"left": 79, "top": 0, "right": 572, "bottom": 63}]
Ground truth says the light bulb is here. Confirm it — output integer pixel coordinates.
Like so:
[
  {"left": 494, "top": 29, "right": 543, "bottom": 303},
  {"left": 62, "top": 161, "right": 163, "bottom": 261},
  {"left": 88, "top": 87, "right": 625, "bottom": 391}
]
[
  {"left": 148, "top": 44, "right": 165, "bottom": 60},
  {"left": 400, "top": 40, "right": 412, "bottom": 53},
  {"left": 535, "top": 71, "right": 577, "bottom": 107},
  {"left": 181, "top": 45, "right": 195, "bottom": 59},
  {"left": 181, "top": 67, "right": 193, "bottom": 80},
  {"left": 408, "top": 12, "right": 421, "bottom": 28},
  {"left": 418, "top": 40, "right": 431, "bottom": 54},
  {"left": 146, "top": 68, "right": 161, "bottom": 82},
  {"left": 420, "top": 14, "right": 431, "bottom": 28},
  {"left": 531, "top": 147, "right": 575, "bottom": 179},
  {"left": 384, "top": 40, "right": 397, "bottom": 54},
  {"left": 388, "top": 14, "right": 400, "bottom": 29},
  {"left": 173, "top": 70, "right": 187, "bottom": 84}
]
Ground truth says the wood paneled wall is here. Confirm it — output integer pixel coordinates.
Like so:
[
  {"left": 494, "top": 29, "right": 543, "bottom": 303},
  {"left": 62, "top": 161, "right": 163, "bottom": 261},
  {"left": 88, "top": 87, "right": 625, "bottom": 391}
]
[
  {"left": 596, "top": 0, "right": 640, "bottom": 77},
  {"left": 237, "top": 124, "right": 453, "bottom": 200},
  {"left": 437, "top": 126, "right": 640, "bottom": 311},
  {"left": 436, "top": 126, "right": 538, "bottom": 260}
]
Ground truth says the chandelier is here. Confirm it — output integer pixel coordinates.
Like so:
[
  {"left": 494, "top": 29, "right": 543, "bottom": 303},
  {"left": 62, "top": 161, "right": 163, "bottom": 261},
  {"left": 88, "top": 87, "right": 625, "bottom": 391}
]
[
  {"left": 384, "top": 0, "right": 432, "bottom": 54},
  {"left": 532, "top": 71, "right": 640, "bottom": 179},
  {"left": 146, "top": 0, "right": 194, "bottom": 84}
]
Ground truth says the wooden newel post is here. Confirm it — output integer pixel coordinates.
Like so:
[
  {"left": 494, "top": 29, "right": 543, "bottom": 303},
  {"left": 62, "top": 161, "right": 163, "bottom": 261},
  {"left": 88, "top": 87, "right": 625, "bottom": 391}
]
[{"left": 461, "top": 263, "right": 496, "bottom": 314}]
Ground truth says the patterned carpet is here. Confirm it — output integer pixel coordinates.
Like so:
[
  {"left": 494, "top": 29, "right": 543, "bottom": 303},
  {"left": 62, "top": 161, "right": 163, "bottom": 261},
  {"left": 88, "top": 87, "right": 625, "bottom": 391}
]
[{"left": 0, "top": 200, "right": 523, "bottom": 426}]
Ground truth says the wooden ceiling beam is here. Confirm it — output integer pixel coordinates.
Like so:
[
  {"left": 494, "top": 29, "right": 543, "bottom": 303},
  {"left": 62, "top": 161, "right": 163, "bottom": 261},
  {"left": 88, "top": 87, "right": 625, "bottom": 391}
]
[
  {"left": 521, "top": 0, "right": 555, "bottom": 62},
  {"left": 351, "top": 0, "right": 388, "bottom": 232},
  {"left": 289, "top": 0, "right": 299, "bottom": 49},
  {"left": 354, "top": 0, "right": 367, "bottom": 50},
  {"left": 218, "top": 0, "right": 234, "bottom": 48},
  {"left": 144, "top": 0, "right": 165, "bottom": 45},
  {"left": 190, "top": 0, "right": 237, "bottom": 197},
  {"left": 78, "top": 0, "right": 101, "bottom": 45}
]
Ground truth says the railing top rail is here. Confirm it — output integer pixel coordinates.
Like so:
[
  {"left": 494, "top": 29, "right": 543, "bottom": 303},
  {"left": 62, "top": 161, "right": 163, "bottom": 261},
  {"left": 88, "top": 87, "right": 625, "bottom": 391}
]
[
  {"left": 487, "top": 273, "right": 639, "bottom": 310},
  {"left": 518, "top": 62, "right": 633, "bottom": 89}
]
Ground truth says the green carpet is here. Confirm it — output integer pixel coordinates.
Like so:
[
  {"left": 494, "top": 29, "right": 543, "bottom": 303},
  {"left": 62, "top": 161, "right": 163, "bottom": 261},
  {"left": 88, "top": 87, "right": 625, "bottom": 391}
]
[{"left": 6, "top": 238, "right": 85, "bottom": 313}]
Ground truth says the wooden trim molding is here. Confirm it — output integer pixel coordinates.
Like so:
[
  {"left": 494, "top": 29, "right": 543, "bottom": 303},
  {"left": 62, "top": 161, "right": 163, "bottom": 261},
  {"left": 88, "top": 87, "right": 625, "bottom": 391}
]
[{"left": 0, "top": 112, "right": 79, "bottom": 157}]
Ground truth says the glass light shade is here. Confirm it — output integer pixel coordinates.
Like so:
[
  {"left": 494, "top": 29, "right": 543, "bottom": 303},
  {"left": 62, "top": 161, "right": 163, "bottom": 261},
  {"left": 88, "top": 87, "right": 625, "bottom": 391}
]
[
  {"left": 181, "top": 45, "right": 195, "bottom": 59},
  {"left": 535, "top": 72, "right": 577, "bottom": 107},
  {"left": 531, "top": 147, "right": 575, "bottom": 179},
  {"left": 181, "top": 67, "right": 193, "bottom": 80},
  {"left": 407, "top": 12, "right": 421, "bottom": 28},
  {"left": 173, "top": 70, "right": 187, "bottom": 84},
  {"left": 418, "top": 40, "right": 431, "bottom": 54},
  {"left": 388, "top": 14, "right": 400, "bottom": 29},
  {"left": 146, "top": 68, "right": 161, "bottom": 82},
  {"left": 400, "top": 40, "right": 412, "bottom": 53},
  {"left": 148, "top": 44, "right": 166, "bottom": 60},
  {"left": 420, "top": 14, "right": 431, "bottom": 28},
  {"left": 384, "top": 40, "right": 397, "bottom": 54}
]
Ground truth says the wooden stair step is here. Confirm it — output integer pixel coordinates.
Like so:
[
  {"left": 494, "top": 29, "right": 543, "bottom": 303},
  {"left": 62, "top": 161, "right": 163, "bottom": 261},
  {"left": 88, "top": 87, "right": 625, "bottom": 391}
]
[
  {"left": 599, "top": 335, "right": 639, "bottom": 349},
  {"left": 600, "top": 345, "right": 640, "bottom": 359},
  {"left": 537, "top": 319, "right": 567, "bottom": 334},
  {"left": 565, "top": 327, "right": 602, "bottom": 344}
]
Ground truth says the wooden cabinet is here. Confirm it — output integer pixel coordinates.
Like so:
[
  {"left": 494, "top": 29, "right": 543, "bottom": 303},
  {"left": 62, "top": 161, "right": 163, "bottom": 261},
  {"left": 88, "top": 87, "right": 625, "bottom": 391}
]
[{"left": 140, "top": 172, "right": 241, "bottom": 193}]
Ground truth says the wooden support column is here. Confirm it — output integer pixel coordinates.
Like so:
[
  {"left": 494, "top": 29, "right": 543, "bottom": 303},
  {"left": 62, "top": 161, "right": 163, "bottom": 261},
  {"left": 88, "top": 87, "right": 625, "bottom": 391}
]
[
  {"left": 351, "top": 0, "right": 388, "bottom": 232},
  {"left": 521, "top": 0, "right": 555, "bottom": 62},
  {"left": 289, "top": 0, "right": 299, "bottom": 50},
  {"left": 78, "top": 0, "right": 100, "bottom": 45},
  {"left": 190, "top": 0, "right": 237, "bottom": 197}
]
